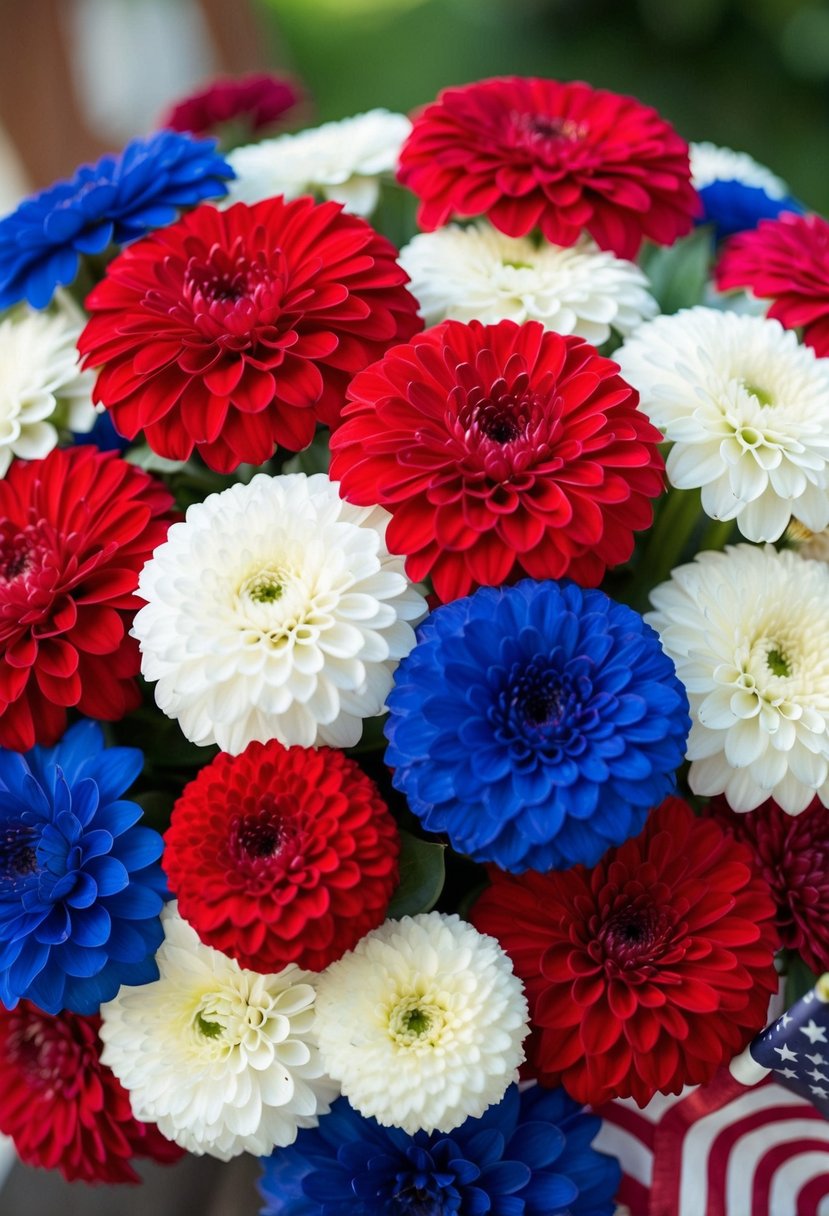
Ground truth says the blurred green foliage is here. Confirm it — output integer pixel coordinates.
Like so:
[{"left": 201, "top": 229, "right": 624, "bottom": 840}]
[{"left": 259, "top": 0, "right": 829, "bottom": 213}]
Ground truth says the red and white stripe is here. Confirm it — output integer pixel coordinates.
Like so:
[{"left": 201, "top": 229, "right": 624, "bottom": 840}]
[{"left": 594, "top": 1072, "right": 829, "bottom": 1215}]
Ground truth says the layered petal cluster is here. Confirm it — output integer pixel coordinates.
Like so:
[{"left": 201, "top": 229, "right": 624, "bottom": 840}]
[
  {"left": 133, "top": 472, "right": 427, "bottom": 753},
  {"left": 0, "top": 1002, "right": 182, "bottom": 1183},
  {"left": 99, "top": 904, "right": 337, "bottom": 1159},
  {"left": 227, "top": 110, "right": 411, "bottom": 216},
  {"left": 330, "top": 319, "right": 664, "bottom": 602},
  {"left": 472, "top": 798, "right": 778, "bottom": 1107},
  {"left": 715, "top": 212, "right": 829, "bottom": 356},
  {"left": 161, "top": 73, "right": 301, "bottom": 136},
  {"left": 260, "top": 1086, "right": 621, "bottom": 1216},
  {"left": 0, "top": 721, "right": 166, "bottom": 1015},
  {"left": 78, "top": 196, "right": 421, "bottom": 472},
  {"left": 399, "top": 223, "right": 657, "bottom": 343},
  {"left": 397, "top": 77, "right": 698, "bottom": 259},
  {"left": 616, "top": 307, "right": 829, "bottom": 541},
  {"left": 647, "top": 544, "right": 829, "bottom": 814},
  {"left": 384, "top": 580, "right": 690, "bottom": 873},
  {"left": 707, "top": 795, "right": 829, "bottom": 974},
  {"left": 313, "top": 913, "right": 529, "bottom": 1135},
  {"left": 0, "top": 306, "right": 96, "bottom": 476},
  {"left": 163, "top": 739, "right": 399, "bottom": 972},
  {"left": 0, "top": 131, "right": 233, "bottom": 310},
  {"left": 690, "top": 141, "right": 801, "bottom": 240},
  {"left": 0, "top": 445, "right": 174, "bottom": 751}
]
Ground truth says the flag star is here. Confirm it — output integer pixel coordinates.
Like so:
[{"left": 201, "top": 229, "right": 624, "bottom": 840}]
[
  {"left": 805, "top": 992, "right": 815, "bottom": 1003},
  {"left": 775, "top": 1044, "right": 798, "bottom": 1063},
  {"left": 807, "top": 1068, "right": 829, "bottom": 1082},
  {"left": 778, "top": 1067, "right": 798, "bottom": 1080},
  {"left": 807, "top": 1053, "right": 826, "bottom": 1066},
  {"left": 810, "top": 1085, "right": 828, "bottom": 1099},
  {"left": 780, "top": 1013, "right": 793, "bottom": 1028},
  {"left": 800, "top": 1020, "right": 828, "bottom": 1045}
]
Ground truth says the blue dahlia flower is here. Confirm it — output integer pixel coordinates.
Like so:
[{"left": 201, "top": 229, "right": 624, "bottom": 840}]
[
  {"left": 690, "top": 141, "right": 803, "bottom": 241},
  {"left": 0, "top": 721, "right": 166, "bottom": 1015},
  {"left": 259, "top": 1085, "right": 620, "bottom": 1216},
  {"left": 697, "top": 180, "right": 803, "bottom": 242},
  {"left": 385, "top": 580, "right": 690, "bottom": 873},
  {"left": 72, "top": 410, "right": 131, "bottom": 453},
  {"left": 0, "top": 130, "right": 234, "bottom": 310}
]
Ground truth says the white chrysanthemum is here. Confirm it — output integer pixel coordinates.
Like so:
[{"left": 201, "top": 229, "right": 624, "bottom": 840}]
[
  {"left": 314, "top": 912, "right": 529, "bottom": 1135},
  {"left": 225, "top": 109, "right": 411, "bottom": 215},
  {"left": 133, "top": 472, "right": 426, "bottom": 753},
  {"left": 399, "top": 222, "right": 657, "bottom": 344},
  {"left": 690, "top": 141, "right": 788, "bottom": 197},
  {"left": 0, "top": 306, "right": 96, "bottom": 476},
  {"left": 99, "top": 905, "right": 337, "bottom": 1160},
  {"left": 647, "top": 544, "right": 829, "bottom": 815},
  {"left": 617, "top": 307, "right": 829, "bottom": 541}
]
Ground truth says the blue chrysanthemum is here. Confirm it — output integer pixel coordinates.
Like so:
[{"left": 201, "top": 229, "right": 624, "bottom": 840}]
[
  {"left": 72, "top": 410, "right": 131, "bottom": 453},
  {"left": 260, "top": 1085, "right": 621, "bottom": 1216},
  {"left": 0, "top": 720, "right": 166, "bottom": 1015},
  {"left": 690, "top": 141, "right": 803, "bottom": 241},
  {"left": 0, "top": 130, "right": 234, "bottom": 310},
  {"left": 385, "top": 579, "right": 690, "bottom": 873}
]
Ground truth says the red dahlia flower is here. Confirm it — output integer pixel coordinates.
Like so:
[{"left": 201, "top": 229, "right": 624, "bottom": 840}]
[
  {"left": 161, "top": 73, "right": 301, "bottom": 136},
  {"left": 0, "top": 446, "right": 173, "bottom": 751},
  {"left": 329, "top": 318, "right": 664, "bottom": 602},
  {"left": 78, "top": 197, "right": 422, "bottom": 473},
  {"left": 715, "top": 212, "right": 829, "bottom": 356},
  {"left": 397, "top": 77, "right": 698, "bottom": 259},
  {"left": 0, "top": 1002, "right": 181, "bottom": 1183},
  {"left": 707, "top": 795, "right": 829, "bottom": 975},
  {"left": 471, "top": 798, "right": 778, "bottom": 1108},
  {"left": 163, "top": 740, "right": 400, "bottom": 973}
]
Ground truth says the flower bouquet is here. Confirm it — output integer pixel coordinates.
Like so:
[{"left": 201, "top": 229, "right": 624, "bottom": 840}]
[{"left": 1, "top": 69, "right": 829, "bottom": 1215}]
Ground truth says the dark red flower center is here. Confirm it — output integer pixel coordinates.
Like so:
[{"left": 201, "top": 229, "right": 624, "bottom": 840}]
[
  {"left": 178, "top": 241, "right": 287, "bottom": 343},
  {"left": 7, "top": 1009, "right": 91, "bottom": 1097},
  {"left": 448, "top": 358, "right": 561, "bottom": 480},
  {"left": 507, "top": 110, "right": 589, "bottom": 162},
  {"left": 599, "top": 901, "right": 677, "bottom": 972},
  {"left": 0, "top": 524, "right": 46, "bottom": 584},
  {"left": 229, "top": 799, "right": 301, "bottom": 874}
]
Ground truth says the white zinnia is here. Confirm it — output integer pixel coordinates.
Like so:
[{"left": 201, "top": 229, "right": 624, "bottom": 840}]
[
  {"left": 225, "top": 109, "right": 411, "bottom": 216},
  {"left": 690, "top": 141, "right": 788, "bottom": 198},
  {"left": 0, "top": 306, "right": 96, "bottom": 476},
  {"left": 647, "top": 544, "right": 829, "bottom": 815},
  {"left": 99, "top": 905, "right": 337, "bottom": 1160},
  {"left": 314, "top": 912, "right": 529, "bottom": 1135},
  {"left": 616, "top": 307, "right": 829, "bottom": 541},
  {"left": 133, "top": 472, "right": 426, "bottom": 754},
  {"left": 399, "top": 222, "right": 657, "bottom": 344}
]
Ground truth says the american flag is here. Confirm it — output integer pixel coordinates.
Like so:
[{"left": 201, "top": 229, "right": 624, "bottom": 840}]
[{"left": 594, "top": 977, "right": 829, "bottom": 1216}]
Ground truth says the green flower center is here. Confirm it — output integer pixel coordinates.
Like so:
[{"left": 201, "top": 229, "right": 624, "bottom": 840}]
[
  {"left": 195, "top": 1013, "right": 223, "bottom": 1039},
  {"left": 744, "top": 382, "right": 774, "bottom": 407},
  {"left": 767, "top": 646, "right": 791, "bottom": 678}
]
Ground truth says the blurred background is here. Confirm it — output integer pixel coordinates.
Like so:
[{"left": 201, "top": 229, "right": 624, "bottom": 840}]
[
  {"left": 1, "top": 0, "right": 829, "bottom": 212},
  {"left": 0, "top": 0, "right": 827, "bottom": 1211}
]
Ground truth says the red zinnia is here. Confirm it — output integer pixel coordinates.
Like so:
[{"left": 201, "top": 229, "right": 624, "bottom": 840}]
[
  {"left": 715, "top": 212, "right": 829, "bottom": 356},
  {"left": 0, "top": 446, "right": 173, "bottom": 751},
  {"left": 329, "top": 318, "right": 664, "bottom": 602},
  {"left": 161, "top": 73, "right": 301, "bottom": 136},
  {"left": 163, "top": 739, "right": 400, "bottom": 973},
  {"left": 707, "top": 795, "right": 829, "bottom": 975},
  {"left": 78, "top": 197, "right": 422, "bottom": 473},
  {"left": 397, "top": 77, "right": 698, "bottom": 259},
  {"left": 471, "top": 798, "right": 778, "bottom": 1108},
  {"left": 0, "top": 1002, "right": 181, "bottom": 1183}
]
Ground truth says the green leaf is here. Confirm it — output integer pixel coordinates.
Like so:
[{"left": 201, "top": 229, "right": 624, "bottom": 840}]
[
  {"left": 783, "top": 951, "right": 820, "bottom": 1007},
  {"left": 125, "top": 444, "right": 188, "bottom": 476},
  {"left": 387, "top": 830, "right": 446, "bottom": 918},
  {"left": 639, "top": 227, "right": 714, "bottom": 315}
]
